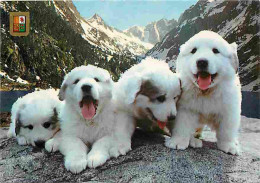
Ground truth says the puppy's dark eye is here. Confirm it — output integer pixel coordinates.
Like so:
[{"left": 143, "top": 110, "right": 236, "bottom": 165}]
[
  {"left": 174, "top": 96, "right": 178, "bottom": 100},
  {"left": 43, "top": 122, "right": 51, "bottom": 128},
  {"left": 191, "top": 48, "right": 197, "bottom": 54},
  {"left": 94, "top": 77, "right": 100, "bottom": 82},
  {"left": 213, "top": 48, "right": 220, "bottom": 54},
  {"left": 73, "top": 79, "right": 80, "bottom": 84},
  {"left": 25, "top": 125, "right": 33, "bottom": 130},
  {"left": 157, "top": 95, "right": 166, "bottom": 103}
]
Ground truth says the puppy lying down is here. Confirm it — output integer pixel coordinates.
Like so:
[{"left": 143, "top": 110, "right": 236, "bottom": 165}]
[
  {"left": 7, "top": 89, "right": 61, "bottom": 147},
  {"left": 112, "top": 57, "right": 181, "bottom": 152},
  {"left": 45, "top": 65, "right": 130, "bottom": 173},
  {"left": 165, "top": 31, "right": 241, "bottom": 155}
]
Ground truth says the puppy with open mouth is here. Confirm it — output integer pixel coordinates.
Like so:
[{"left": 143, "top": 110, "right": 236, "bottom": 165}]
[
  {"left": 45, "top": 65, "right": 125, "bottom": 173},
  {"left": 165, "top": 31, "right": 241, "bottom": 155},
  {"left": 7, "top": 89, "right": 61, "bottom": 148},
  {"left": 111, "top": 57, "right": 181, "bottom": 156}
]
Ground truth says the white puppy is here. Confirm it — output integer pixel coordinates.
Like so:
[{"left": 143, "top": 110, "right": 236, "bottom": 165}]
[
  {"left": 45, "top": 65, "right": 125, "bottom": 173},
  {"left": 7, "top": 89, "right": 61, "bottom": 147},
  {"left": 165, "top": 31, "right": 241, "bottom": 155},
  {"left": 113, "top": 57, "right": 181, "bottom": 151}
]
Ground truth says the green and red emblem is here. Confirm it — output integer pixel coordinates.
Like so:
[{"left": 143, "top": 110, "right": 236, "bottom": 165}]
[{"left": 13, "top": 16, "right": 26, "bottom": 32}]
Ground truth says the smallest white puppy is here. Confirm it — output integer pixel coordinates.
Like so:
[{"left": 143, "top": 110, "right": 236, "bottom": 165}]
[{"left": 8, "top": 89, "right": 61, "bottom": 147}]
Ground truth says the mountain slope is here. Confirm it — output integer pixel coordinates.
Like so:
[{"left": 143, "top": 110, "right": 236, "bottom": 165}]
[
  {"left": 1, "top": 1, "right": 137, "bottom": 90},
  {"left": 146, "top": 0, "right": 259, "bottom": 92},
  {"left": 124, "top": 18, "right": 178, "bottom": 45},
  {"left": 81, "top": 14, "right": 153, "bottom": 56},
  {"left": 44, "top": 1, "right": 152, "bottom": 56}
]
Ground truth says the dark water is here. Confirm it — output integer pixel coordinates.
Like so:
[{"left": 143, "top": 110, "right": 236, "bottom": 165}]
[
  {"left": 0, "top": 90, "right": 34, "bottom": 113},
  {"left": 0, "top": 91, "right": 259, "bottom": 119},
  {"left": 241, "top": 91, "right": 259, "bottom": 119}
]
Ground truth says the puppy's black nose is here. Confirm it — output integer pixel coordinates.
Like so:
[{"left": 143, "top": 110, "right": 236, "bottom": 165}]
[
  {"left": 197, "top": 60, "right": 208, "bottom": 70},
  {"left": 167, "top": 115, "right": 176, "bottom": 121},
  {"left": 35, "top": 140, "right": 45, "bottom": 148},
  {"left": 81, "top": 85, "right": 92, "bottom": 93}
]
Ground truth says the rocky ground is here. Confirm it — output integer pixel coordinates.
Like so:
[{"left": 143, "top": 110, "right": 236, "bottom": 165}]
[{"left": 0, "top": 116, "right": 259, "bottom": 183}]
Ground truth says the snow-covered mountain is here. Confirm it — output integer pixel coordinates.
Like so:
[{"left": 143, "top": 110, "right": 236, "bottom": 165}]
[
  {"left": 81, "top": 14, "right": 153, "bottom": 56},
  {"left": 124, "top": 18, "right": 178, "bottom": 44},
  {"left": 146, "top": 0, "right": 259, "bottom": 92},
  {"left": 52, "top": 1, "right": 152, "bottom": 56}
]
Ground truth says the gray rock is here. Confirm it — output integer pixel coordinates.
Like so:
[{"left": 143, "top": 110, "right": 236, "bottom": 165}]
[{"left": 0, "top": 116, "right": 259, "bottom": 183}]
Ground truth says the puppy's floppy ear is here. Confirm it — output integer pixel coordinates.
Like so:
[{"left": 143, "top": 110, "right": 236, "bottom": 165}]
[
  {"left": 230, "top": 42, "right": 239, "bottom": 73},
  {"left": 176, "top": 44, "right": 186, "bottom": 73},
  {"left": 15, "top": 113, "right": 22, "bottom": 136},
  {"left": 123, "top": 75, "right": 143, "bottom": 104},
  {"left": 179, "top": 43, "right": 186, "bottom": 55},
  {"left": 178, "top": 76, "right": 182, "bottom": 93},
  {"left": 123, "top": 76, "right": 158, "bottom": 104},
  {"left": 14, "top": 104, "right": 26, "bottom": 136},
  {"left": 58, "top": 83, "right": 67, "bottom": 101},
  {"left": 51, "top": 107, "right": 59, "bottom": 129},
  {"left": 138, "top": 80, "right": 159, "bottom": 99}
]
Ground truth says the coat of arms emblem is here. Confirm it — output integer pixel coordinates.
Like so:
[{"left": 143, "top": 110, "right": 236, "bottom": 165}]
[{"left": 10, "top": 12, "right": 30, "bottom": 36}]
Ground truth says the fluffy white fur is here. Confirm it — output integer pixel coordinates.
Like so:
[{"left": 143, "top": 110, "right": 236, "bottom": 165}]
[
  {"left": 113, "top": 57, "right": 181, "bottom": 150},
  {"left": 7, "top": 89, "right": 61, "bottom": 147},
  {"left": 165, "top": 31, "right": 242, "bottom": 155},
  {"left": 45, "top": 65, "right": 129, "bottom": 174}
]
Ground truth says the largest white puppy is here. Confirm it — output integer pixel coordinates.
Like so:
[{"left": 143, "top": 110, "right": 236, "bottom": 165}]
[
  {"left": 45, "top": 65, "right": 125, "bottom": 173},
  {"left": 165, "top": 31, "right": 241, "bottom": 155}
]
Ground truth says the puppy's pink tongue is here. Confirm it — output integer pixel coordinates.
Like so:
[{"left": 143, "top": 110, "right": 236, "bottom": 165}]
[
  {"left": 157, "top": 120, "right": 167, "bottom": 130},
  {"left": 81, "top": 102, "right": 95, "bottom": 120},
  {"left": 198, "top": 75, "right": 211, "bottom": 90}
]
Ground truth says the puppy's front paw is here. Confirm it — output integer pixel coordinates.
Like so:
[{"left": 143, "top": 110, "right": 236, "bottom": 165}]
[
  {"left": 45, "top": 139, "right": 59, "bottom": 152},
  {"left": 217, "top": 141, "right": 241, "bottom": 155},
  {"left": 65, "top": 156, "right": 87, "bottom": 174},
  {"left": 17, "top": 136, "right": 29, "bottom": 145},
  {"left": 109, "top": 141, "right": 131, "bottom": 158},
  {"left": 7, "top": 129, "right": 13, "bottom": 138},
  {"left": 87, "top": 151, "right": 109, "bottom": 168},
  {"left": 189, "top": 136, "right": 203, "bottom": 148},
  {"left": 165, "top": 136, "right": 189, "bottom": 150}
]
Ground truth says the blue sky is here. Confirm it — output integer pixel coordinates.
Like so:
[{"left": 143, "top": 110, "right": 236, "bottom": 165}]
[{"left": 73, "top": 0, "right": 198, "bottom": 30}]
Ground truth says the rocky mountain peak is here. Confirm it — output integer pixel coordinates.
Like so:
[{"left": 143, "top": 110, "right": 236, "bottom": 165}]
[
  {"left": 88, "top": 13, "right": 105, "bottom": 24},
  {"left": 125, "top": 18, "right": 177, "bottom": 45},
  {"left": 157, "top": 18, "right": 168, "bottom": 24}
]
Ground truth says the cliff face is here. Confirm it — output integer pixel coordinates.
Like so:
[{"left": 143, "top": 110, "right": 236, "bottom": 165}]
[
  {"left": 51, "top": 1, "right": 153, "bottom": 56},
  {"left": 125, "top": 18, "right": 178, "bottom": 45},
  {"left": 1, "top": 1, "right": 137, "bottom": 90},
  {"left": 146, "top": 0, "right": 259, "bottom": 91},
  {"left": 52, "top": 0, "right": 84, "bottom": 35},
  {"left": 81, "top": 14, "right": 153, "bottom": 56}
]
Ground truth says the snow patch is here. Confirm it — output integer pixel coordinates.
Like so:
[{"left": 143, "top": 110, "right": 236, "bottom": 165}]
[
  {"left": 218, "top": 7, "right": 248, "bottom": 37},
  {"left": 202, "top": 0, "right": 225, "bottom": 18},
  {"left": 16, "top": 77, "right": 29, "bottom": 84},
  {"left": 208, "top": 6, "right": 225, "bottom": 16},
  {"left": 53, "top": 2, "right": 66, "bottom": 18},
  {"left": 0, "top": 71, "right": 15, "bottom": 82},
  {"left": 242, "top": 79, "right": 260, "bottom": 92},
  {"left": 0, "top": 71, "right": 29, "bottom": 84},
  {"left": 237, "top": 34, "right": 253, "bottom": 50},
  {"left": 80, "top": 18, "right": 153, "bottom": 55},
  {"left": 69, "top": 7, "right": 75, "bottom": 14}
]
